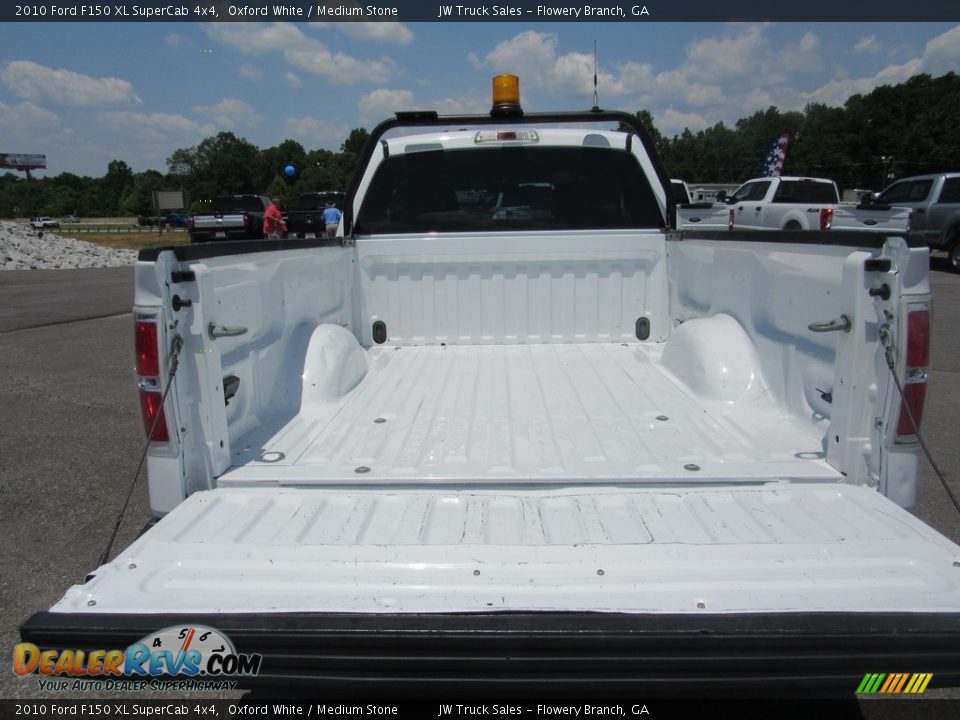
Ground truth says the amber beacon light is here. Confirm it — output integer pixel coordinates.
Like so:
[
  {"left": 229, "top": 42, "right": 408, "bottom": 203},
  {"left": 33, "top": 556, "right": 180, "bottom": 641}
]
[{"left": 491, "top": 74, "right": 523, "bottom": 116}]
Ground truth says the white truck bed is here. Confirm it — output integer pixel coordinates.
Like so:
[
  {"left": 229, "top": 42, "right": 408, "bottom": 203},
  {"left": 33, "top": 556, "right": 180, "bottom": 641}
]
[
  {"left": 62, "top": 340, "right": 960, "bottom": 617},
  {"left": 222, "top": 342, "right": 837, "bottom": 485}
]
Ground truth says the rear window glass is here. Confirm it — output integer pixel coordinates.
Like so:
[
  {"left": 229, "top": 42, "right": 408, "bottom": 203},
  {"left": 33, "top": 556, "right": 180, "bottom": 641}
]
[
  {"left": 937, "top": 178, "right": 960, "bottom": 204},
  {"left": 670, "top": 181, "right": 690, "bottom": 204},
  {"left": 772, "top": 180, "right": 838, "bottom": 204},
  {"left": 878, "top": 180, "right": 933, "bottom": 204},
  {"left": 355, "top": 146, "right": 663, "bottom": 233},
  {"left": 730, "top": 181, "right": 771, "bottom": 203},
  {"left": 213, "top": 196, "right": 266, "bottom": 212}
]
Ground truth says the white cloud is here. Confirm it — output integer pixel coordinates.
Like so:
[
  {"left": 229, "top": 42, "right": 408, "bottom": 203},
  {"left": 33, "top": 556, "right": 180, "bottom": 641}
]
[
  {"left": 207, "top": 23, "right": 394, "bottom": 84},
  {"left": 682, "top": 24, "right": 770, "bottom": 85},
  {"left": 285, "top": 116, "right": 351, "bottom": 148},
  {"left": 472, "top": 24, "right": 955, "bottom": 138},
  {"left": 210, "top": 22, "right": 304, "bottom": 54},
  {"left": 658, "top": 108, "right": 710, "bottom": 136},
  {"left": 285, "top": 46, "right": 395, "bottom": 85},
  {"left": 165, "top": 33, "right": 181, "bottom": 47},
  {"left": 101, "top": 110, "right": 215, "bottom": 137},
  {"left": 1, "top": 60, "right": 141, "bottom": 108},
  {"left": 0, "top": 100, "right": 62, "bottom": 135},
  {"left": 358, "top": 89, "right": 415, "bottom": 124},
  {"left": 473, "top": 31, "right": 558, "bottom": 88},
  {"left": 357, "top": 88, "right": 487, "bottom": 125},
  {"left": 474, "top": 31, "right": 655, "bottom": 102},
  {"left": 429, "top": 96, "right": 488, "bottom": 116},
  {"left": 238, "top": 64, "right": 264, "bottom": 82},
  {"left": 193, "top": 98, "right": 263, "bottom": 129},
  {"left": 778, "top": 32, "right": 825, "bottom": 76},
  {"left": 853, "top": 35, "right": 881, "bottom": 54},
  {"left": 919, "top": 24, "right": 960, "bottom": 75},
  {"left": 800, "top": 24, "right": 959, "bottom": 108},
  {"left": 284, "top": 72, "right": 301, "bottom": 88},
  {"left": 337, "top": 22, "right": 414, "bottom": 46}
]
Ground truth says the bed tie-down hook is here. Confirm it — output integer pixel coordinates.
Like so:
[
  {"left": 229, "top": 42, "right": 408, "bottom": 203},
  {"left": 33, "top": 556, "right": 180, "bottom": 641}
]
[
  {"left": 208, "top": 323, "right": 249, "bottom": 340},
  {"left": 808, "top": 314, "right": 851, "bottom": 333}
]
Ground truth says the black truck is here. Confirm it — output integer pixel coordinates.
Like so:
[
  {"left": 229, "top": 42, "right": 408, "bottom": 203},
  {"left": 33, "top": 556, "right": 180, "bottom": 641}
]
[{"left": 284, "top": 191, "right": 345, "bottom": 239}]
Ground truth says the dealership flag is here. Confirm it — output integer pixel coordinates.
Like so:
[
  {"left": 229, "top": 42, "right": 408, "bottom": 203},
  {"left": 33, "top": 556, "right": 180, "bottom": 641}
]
[{"left": 762, "top": 133, "right": 790, "bottom": 177}]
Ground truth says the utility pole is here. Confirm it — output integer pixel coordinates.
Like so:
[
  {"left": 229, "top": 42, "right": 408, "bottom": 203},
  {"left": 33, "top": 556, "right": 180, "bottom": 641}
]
[{"left": 881, "top": 156, "right": 895, "bottom": 188}]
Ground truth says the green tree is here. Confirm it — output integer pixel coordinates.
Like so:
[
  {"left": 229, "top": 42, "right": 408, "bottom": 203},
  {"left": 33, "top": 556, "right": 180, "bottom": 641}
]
[
  {"left": 340, "top": 128, "right": 369, "bottom": 156},
  {"left": 101, "top": 160, "right": 134, "bottom": 215},
  {"left": 256, "top": 139, "right": 307, "bottom": 191},
  {"left": 302, "top": 149, "right": 343, "bottom": 191},
  {"left": 167, "top": 131, "right": 260, "bottom": 202},
  {"left": 120, "top": 170, "right": 167, "bottom": 216}
]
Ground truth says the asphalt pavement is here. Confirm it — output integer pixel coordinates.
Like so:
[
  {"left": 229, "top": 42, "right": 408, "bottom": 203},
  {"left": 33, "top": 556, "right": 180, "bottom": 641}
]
[{"left": 1, "top": 260, "right": 959, "bottom": 715}]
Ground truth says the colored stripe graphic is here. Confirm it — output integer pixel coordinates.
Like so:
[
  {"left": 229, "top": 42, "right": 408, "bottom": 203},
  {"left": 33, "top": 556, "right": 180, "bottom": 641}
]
[
  {"left": 856, "top": 673, "right": 886, "bottom": 693},
  {"left": 857, "top": 672, "right": 932, "bottom": 694},
  {"left": 908, "top": 673, "right": 933, "bottom": 694},
  {"left": 885, "top": 673, "right": 909, "bottom": 693}
]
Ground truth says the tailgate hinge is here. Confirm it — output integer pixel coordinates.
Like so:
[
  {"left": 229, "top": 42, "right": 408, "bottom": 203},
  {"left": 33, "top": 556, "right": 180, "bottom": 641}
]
[{"left": 171, "top": 270, "right": 196, "bottom": 283}]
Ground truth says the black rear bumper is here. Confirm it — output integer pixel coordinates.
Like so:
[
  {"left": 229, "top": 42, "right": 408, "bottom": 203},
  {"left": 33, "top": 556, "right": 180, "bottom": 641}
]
[{"left": 20, "top": 611, "right": 960, "bottom": 697}]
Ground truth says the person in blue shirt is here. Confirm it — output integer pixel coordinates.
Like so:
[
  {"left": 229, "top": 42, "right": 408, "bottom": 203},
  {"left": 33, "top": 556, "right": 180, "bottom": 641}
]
[{"left": 322, "top": 201, "right": 342, "bottom": 238}]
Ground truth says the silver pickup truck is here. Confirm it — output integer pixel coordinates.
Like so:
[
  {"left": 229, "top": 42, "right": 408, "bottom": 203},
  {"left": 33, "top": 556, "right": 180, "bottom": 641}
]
[
  {"left": 877, "top": 173, "right": 960, "bottom": 271},
  {"left": 19, "top": 78, "right": 960, "bottom": 697},
  {"left": 187, "top": 194, "right": 270, "bottom": 243}
]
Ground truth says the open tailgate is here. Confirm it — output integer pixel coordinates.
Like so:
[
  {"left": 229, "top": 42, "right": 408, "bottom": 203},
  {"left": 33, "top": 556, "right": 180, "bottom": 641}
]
[{"left": 22, "top": 484, "right": 960, "bottom": 694}]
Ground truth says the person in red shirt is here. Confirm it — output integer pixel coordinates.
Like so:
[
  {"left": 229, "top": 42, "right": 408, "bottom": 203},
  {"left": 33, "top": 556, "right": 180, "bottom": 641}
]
[{"left": 263, "top": 197, "right": 287, "bottom": 239}]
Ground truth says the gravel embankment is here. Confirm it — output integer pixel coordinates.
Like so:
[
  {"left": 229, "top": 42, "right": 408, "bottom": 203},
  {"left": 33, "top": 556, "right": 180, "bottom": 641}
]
[{"left": 1, "top": 221, "right": 137, "bottom": 270}]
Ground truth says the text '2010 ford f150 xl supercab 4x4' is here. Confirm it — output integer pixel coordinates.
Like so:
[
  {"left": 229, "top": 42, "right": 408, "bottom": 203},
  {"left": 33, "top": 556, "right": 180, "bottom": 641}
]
[{"left": 20, "top": 76, "right": 960, "bottom": 696}]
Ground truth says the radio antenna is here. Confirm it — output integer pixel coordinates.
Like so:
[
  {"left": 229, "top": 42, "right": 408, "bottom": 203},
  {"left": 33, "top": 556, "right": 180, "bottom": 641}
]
[{"left": 592, "top": 40, "right": 600, "bottom": 111}]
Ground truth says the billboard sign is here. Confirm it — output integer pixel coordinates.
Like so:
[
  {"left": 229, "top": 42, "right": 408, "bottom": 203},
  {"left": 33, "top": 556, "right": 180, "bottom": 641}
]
[
  {"left": 0, "top": 153, "right": 47, "bottom": 170},
  {"left": 153, "top": 190, "right": 186, "bottom": 211}
]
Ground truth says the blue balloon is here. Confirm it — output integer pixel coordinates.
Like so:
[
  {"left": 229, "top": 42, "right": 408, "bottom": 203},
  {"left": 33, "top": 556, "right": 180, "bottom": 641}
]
[{"left": 284, "top": 165, "right": 296, "bottom": 176}]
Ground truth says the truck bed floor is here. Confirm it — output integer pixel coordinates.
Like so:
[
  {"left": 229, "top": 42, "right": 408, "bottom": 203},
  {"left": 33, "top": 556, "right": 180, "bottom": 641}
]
[{"left": 221, "top": 343, "right": 837, "bottom": 485}]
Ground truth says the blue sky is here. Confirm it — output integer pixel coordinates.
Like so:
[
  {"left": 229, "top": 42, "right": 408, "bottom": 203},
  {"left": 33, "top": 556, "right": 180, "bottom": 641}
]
[{"left": 1, "top": 21, "right": 958, "bottom": 177}]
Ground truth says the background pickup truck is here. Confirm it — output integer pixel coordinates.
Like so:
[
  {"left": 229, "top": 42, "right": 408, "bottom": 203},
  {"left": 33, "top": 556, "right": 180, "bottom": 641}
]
[
  {"left": 29, "top": 216, "right": 59, "bottom": 230},
  {"left": 678, "top": 175, "right": 912, "bottom": 233},
  {"left": 877, "top": 172, "right": 960, "bottom": 271},
  {"left": 284, "top": 190, "right": 346, "bottom": 239},
  {"left": 21, "top": 88, "right": 960, "bottom": 695},
  {"left": 187, "top": 194, "right": 270, "bottom": 243}
]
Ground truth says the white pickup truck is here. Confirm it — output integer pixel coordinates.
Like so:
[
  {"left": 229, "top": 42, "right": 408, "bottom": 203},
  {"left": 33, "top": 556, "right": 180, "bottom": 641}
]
[
  {"left": 21, "top": 81, "right": 960, "bottom": 695},
  {"left": 678, "top": 175, "right": 912, "bottom": 233}
]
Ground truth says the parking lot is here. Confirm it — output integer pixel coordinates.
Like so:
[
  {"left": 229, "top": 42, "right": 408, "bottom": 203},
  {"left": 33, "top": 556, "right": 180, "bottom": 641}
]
[{"left": 1, "top": 257, "right": 959, "bottom": 713}]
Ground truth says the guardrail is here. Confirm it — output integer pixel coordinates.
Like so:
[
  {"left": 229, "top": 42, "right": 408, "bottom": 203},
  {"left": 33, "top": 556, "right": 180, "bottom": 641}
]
[{"left": 57, "top": 224, "right": 187, "bottom": 234}]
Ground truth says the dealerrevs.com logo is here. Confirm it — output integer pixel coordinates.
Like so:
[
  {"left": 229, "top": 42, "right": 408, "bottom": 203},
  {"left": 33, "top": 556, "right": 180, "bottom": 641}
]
[{"left": 13, "top": 625, "right": 262, "bottom": 686}]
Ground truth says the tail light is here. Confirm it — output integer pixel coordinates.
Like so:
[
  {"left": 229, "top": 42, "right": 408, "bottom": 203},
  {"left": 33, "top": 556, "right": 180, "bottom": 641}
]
[
  {"left": 135, "top": 315, "right": 170, "bottom": 443},
  {"left": 728, "top": 209, "right": 735, "bottom": 231},
  {"left": 819, "top": 207, "right": 834, "bottom": 231},
  {"left": 895, "top": 306, "right": 930, "bottom": 441}
]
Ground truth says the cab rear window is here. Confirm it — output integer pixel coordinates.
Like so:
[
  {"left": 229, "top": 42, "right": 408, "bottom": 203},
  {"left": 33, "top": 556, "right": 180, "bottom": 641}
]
[
  {"left": 355, "top": 146, "right": 663, "bottom": 233},
  {"left": 878, "top": 180, "right": 933, "bottom": 204},
  {"left": 772, "top": 180, "right": 839, "bottom": 204}
]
